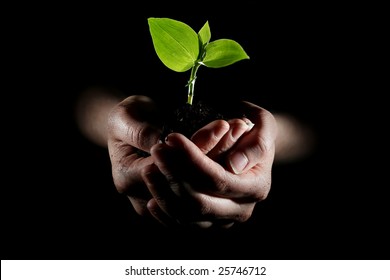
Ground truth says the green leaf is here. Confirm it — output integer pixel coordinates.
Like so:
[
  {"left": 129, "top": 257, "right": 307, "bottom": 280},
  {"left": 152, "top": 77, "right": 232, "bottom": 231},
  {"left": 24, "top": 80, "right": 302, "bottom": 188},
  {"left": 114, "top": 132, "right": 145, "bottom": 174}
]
[
  {"left": 198, "top": 21, "right": 211, "bottom": 46},
  {"left": 148, "top": 17, "right": 199, "bottom": 72},
  {"left": 202, "top": 39, "right": 250, "bottom": 68}
]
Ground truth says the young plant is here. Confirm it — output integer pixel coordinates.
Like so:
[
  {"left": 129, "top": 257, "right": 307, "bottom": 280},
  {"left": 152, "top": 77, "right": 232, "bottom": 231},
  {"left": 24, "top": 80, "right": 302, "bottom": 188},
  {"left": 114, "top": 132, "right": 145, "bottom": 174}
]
[{"left": 148, "top": 17, "right": 249, "bottom": 105}]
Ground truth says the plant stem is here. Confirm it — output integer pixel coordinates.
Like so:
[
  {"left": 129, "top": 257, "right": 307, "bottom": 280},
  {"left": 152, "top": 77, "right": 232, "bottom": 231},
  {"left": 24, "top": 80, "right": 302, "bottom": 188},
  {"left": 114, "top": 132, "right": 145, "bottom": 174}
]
[{"left": 187, "top": 62, "right": 201, "bottom": 105}]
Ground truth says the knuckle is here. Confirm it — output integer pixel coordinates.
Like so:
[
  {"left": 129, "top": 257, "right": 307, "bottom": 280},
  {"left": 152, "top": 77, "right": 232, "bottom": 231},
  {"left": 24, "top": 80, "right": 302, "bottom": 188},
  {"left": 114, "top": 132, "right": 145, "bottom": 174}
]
[
  {"left": 254, "top": 177, "right": 272, "bottom": 201},
  {"left": 213, "top": 177, "right": 228, "bottom": 194},
  {"left": 257, "top": 135, "right": 270, "bottom": 155},
  {"left": 236, "top": 206, "right": 254, "bottom": 222}
]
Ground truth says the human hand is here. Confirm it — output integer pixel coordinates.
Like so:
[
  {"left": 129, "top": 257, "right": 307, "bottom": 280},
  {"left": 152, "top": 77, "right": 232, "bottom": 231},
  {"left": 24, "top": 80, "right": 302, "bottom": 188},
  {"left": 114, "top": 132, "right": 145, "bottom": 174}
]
[
  {"left": 107, "top": 96, "right": 277, "bottom": 228},
  {"left": 107, "top": 95, "right": 162, "bottom": 216},
  {"left": 142, "top": 101, "right": 278, "bottom": 228}
]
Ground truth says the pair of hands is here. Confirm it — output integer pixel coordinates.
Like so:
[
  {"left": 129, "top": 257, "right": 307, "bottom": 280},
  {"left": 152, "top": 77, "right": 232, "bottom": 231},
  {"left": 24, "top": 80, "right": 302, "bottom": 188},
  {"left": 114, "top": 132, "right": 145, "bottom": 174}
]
[{"left": 107, "top": 95, "right": 277, "bottom": 228}]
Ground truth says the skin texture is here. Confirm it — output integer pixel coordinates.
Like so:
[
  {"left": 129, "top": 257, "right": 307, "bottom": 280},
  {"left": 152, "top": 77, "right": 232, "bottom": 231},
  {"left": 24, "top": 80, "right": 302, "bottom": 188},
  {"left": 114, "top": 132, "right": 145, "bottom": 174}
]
[
  {"left": 106, "top": 95, "right": 276, "bottom": 228},
  {"left": 75, "top": 87, "right": 313, "bottom": 228}
]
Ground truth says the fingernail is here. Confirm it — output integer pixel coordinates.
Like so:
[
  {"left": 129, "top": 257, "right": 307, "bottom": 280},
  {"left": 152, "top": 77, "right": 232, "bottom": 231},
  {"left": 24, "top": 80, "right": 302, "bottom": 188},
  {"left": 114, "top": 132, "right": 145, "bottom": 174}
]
[
  {"left": 246, "top": 121, "right": 254, "bottom": 131},
  {"left": 229, "top": 152, "right": 248, "bottom": 174}
]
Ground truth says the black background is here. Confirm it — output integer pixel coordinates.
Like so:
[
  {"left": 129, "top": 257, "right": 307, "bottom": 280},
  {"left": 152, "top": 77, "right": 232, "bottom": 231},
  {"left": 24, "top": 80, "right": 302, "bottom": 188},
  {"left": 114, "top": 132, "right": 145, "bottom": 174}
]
[{"left": 3, "top": 4, "right": 388, "bottom": 260}]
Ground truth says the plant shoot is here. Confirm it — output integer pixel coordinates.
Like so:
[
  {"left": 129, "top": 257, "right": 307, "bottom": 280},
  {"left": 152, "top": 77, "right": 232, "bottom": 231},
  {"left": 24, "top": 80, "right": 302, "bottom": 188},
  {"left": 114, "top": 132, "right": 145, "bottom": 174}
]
[{"left": 148, "top": 17, "right": 249, "bottom": 105}]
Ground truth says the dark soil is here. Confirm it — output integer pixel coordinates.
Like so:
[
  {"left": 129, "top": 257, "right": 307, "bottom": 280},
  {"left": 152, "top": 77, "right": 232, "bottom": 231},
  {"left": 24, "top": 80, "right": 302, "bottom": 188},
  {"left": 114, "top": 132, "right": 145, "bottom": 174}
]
[
  {"left": 161, "top": 100, "right": 226, "bottom": 141},
  {"left": 136, "top": 100, "right": 227, "bottom": 157}
]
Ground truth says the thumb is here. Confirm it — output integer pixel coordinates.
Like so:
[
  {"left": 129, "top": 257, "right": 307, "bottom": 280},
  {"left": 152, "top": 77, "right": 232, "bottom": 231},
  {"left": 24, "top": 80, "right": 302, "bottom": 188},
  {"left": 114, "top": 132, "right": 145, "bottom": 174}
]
[
  {"left": 227, "top": 105, "right": 277, "bottom": 174},
  {"left": 108, "top": 95, "right": 162, "bottom": 152}
]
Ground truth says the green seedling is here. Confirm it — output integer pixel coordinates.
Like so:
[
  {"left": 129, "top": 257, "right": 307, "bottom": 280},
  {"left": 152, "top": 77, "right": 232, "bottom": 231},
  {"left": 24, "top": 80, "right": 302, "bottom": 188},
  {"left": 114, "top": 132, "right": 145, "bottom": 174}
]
[{"left": 148, "top": 17, "right": 249, "bottom": 105}]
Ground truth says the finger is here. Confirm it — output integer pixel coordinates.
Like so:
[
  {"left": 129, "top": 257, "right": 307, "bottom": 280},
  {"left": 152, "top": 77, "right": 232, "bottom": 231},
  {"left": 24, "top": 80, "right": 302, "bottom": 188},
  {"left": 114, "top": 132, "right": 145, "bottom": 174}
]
[
  {"left": 141, "top": 163, "right": 182, "bottom": 221},
  {"left": 226, "top": 102, "right": 278, "bottom": 174},
  {"left": 128, "top": 195, "right": 153, "bottom": 217},
  {"left": 148, "top": 198, "right": 235, "bottom": 229},
  {"left": 108, "top": 95, "right": 162, "bottom": 153},
  {"left": 147, "top": 198, "right": 177, "bottom": 227},
  {"left": 207, "top": 118, "right": 252, "bottom": 161},
  {"left": 184, "top": 190, "right": 257, "bottom": 223},
  {"left": 110, "top": 153, "right": 155, "bottom": 216},
  {"left": 148, "top": 178, "right": 255, "bottom": 226},
  {"left": 108, "top": 148, "right": 154, "bottom": 193},
  {"left": 151, "top": 133, "right": 266, "bottom": 199},
  {"left": 148, "top": 140, "right": 264, "bottom": 224},
  {"left": 151, "top": 134, "right": 226, "bottom": 194},
  {"left": 190, "top": 120, "right": 229, "bottom": 154},
  {"left": 143, "top": 161, "right": 254, "bottom": 225},
  {"left": 145, "top": 148, "right": 230, "bottom": 223}
]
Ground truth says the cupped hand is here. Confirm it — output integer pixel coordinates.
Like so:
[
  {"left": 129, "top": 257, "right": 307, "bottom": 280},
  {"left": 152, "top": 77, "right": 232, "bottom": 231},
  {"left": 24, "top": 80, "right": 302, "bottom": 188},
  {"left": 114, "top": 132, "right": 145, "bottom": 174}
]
[
  {"left": 107, "top": 95, "right": 162, "bottom": 216},
  {"left": 142, "top": 101, "right": 278, "bottom": 228}
]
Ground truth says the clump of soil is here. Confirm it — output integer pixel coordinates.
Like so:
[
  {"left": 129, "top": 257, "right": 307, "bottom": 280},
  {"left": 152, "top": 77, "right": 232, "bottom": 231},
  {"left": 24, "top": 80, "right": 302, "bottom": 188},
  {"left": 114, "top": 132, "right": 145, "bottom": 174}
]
[
  {"left": 136, "top": 100, "right": 226, "bottom": 157},
  {"left": 161, "top": 100, "right": 226, "bottom": 140}
]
